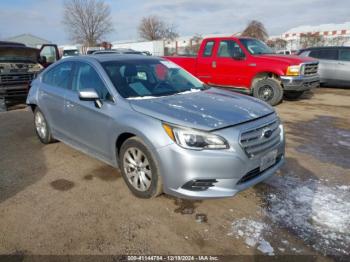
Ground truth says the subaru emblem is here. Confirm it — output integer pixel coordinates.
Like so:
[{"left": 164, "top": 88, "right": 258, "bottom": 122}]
[{"left": 262, "top": 129, "right": 273, "bottom": 139}]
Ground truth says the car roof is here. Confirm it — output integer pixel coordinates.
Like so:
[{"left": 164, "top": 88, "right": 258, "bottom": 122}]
[
  {"left": 65, "top": 54, "right": 163, "bottom": 63},
  {"left": 203, "top": 36, "right": 256, "bottom": 41},
  {"left": 299, "top": 46, "right": 350, "bottom": 52}
]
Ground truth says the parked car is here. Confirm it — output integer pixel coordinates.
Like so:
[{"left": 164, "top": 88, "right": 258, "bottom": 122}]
[
  {"left": 165, "top": 36, "right": 320, "bottom": 105},
  {"left": 26, "top": 55, "right": 285, "bottom": 199},
  {"left": 0, "top": 41, "right": 59, "bottom": 110},
  {"left": 297, "top": 46, "right": 350, "bottom": 87},
  {"left": 61, "top": 46, "right": 80, "bottom": 59},
  {"left": 276, "top": 50, "right": 291, "bottom": 55},
  {"left": 92, "top": 49, "right": 144, "bottom": 55}
]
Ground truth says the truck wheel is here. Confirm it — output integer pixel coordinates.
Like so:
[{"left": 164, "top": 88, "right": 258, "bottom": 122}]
[
  {"left": 253, "top": 78, "right": 283, "bottom": 106},
  {"left": 119, "top": 137, "right": 163, "bottom": 199},
  {"left": 284, "top": 91, "right": 304, "bottom": 100},
  {"left": 34, "top": 107, "right": 55, "bottom": 144}
]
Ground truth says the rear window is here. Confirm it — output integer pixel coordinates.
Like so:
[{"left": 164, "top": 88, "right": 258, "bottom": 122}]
[
  {"left": 202, "top": 41, "right": 215, "bottom": 57},
  {"left": 310, "top": 49, "right": 338, "bottom": 60}
]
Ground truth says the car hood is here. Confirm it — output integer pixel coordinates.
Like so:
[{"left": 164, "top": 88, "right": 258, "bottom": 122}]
[
  {"left": 0, "top": 46, "right": 39, "bottom": 63},
  {"left": 255, "top": 54, "right": 317, "bottom": 65},
  {"left": 129, "top": 88, "right": 274, "bottom": 131}
]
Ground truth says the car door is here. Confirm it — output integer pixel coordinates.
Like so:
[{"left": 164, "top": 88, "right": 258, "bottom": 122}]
[
  {"left": 39, "top": 45, "right": 60, "bottom": 67},
  {"left": 39, "top": 61, "right": 74, "bottom": 136},
  {"left": 209, "top": 39, "right": 248, "bottom": 88},
  {"left": 196, "top": 40, "right": 216, "bottom": 83},
  {"left": 309, "top": 49, "right": 338, "bottom": 84},
  {"left": 62, "top": 61, "right": 115, "bottom": 159},
  {"left": 335, "top": 48, "right": 350, "bottom": 85}
]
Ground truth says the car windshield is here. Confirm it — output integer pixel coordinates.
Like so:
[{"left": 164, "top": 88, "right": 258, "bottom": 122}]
[
  {"left": 102, "top": 59, "right": 207, "bottom": 98},
  {"left": 240, "top": 39, "right": 274, "bottom": 55}
]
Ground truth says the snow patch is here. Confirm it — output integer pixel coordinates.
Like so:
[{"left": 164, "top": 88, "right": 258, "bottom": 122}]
[
  {"left": 230, "top": 219, "right": 274, "bottom": 255},
  {"left": 265, "top": 175, "right": 350, "bottom": 256}
]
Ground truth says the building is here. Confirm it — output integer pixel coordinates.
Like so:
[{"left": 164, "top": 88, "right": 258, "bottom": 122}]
[
  {"left": 4, "top": 34, "right": 51, "bottom": 48},
  {"left": 280, "top": 22, "right": 350, "bottom": 51}
]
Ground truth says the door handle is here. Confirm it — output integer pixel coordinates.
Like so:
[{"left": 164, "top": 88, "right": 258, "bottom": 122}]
[{"left": 212, "top": 61, "right": 217, "bottom": 68}]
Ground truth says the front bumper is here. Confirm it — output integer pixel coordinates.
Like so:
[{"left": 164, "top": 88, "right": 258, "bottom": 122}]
[
  {"left": 281, "top": 74, "right": 320, "bottom": 92},
  {"left": 154, "top": 115, "right": 285, "bottom": 199}
]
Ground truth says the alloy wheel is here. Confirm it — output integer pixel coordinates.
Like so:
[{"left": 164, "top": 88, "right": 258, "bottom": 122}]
[
  {"left": 123, "top": 147, "right": 152, "bottom": 192},
  {"left": 35, "top": 111, "right": 47, "bottom": 139}
]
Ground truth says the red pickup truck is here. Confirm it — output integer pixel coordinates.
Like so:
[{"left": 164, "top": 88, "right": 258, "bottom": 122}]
[{"left": 165, "top": 36, "right": 320, "bottom": 105}]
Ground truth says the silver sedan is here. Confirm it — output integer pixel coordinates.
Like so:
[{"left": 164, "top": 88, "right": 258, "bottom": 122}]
[{"left": 27, "top": 55, "right": 285, "bottom": 199}]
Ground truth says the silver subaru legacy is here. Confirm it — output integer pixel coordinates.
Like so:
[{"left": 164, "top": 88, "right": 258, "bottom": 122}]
[{"left": 27, "top": 55, "right": 285, "bottom": 199}]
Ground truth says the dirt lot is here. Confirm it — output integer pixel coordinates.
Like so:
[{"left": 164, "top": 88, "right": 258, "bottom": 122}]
[{"left": 0, "top": 88, "right": 349, "bottom": 259}]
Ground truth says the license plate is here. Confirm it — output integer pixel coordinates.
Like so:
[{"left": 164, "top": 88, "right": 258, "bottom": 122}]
[{"left": 260, "top": 150, "right": 277, "bottom": 172}]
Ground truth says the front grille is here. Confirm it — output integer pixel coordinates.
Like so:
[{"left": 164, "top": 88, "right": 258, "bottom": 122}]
[
  {"left": 0, "top": 74, "right": 34, "bottom": 84},
  {"left": 237, "top": 154, "right": 283, "bottom": 185},
  {"left": 302, "top": 63, "right": 318, "bottom": 76},
  {"left": 240, "top": 120, "right": 281, "bottom": 157}
]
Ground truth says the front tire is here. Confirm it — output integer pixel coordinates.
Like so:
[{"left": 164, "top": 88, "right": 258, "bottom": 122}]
[
  {"left": 284, "top": 91, "right": 304, "bottom": 100},
  {"left": 119, "top": 137, "right": 163, "bottom": 198},
  {"left": 34, "top": 107, "right": 55, "bottom": 144},
  {"left": 252, "top": 78, "right": 284, "bottom": 106}
]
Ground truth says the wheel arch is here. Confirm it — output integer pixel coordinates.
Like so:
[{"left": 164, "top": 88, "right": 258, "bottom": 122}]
[
  {"left": 250, "top": 72, "right": 282, "bottom": 90},
  {"left": 27, "top": 103, "right": 37, "bottom": 112},
  {"left": 115, "top": 132, "right": 136, "bottom": 158}
]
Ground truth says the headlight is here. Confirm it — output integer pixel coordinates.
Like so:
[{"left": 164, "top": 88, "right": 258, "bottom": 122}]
[
  {"left": 286, "top": 65, "right": 300, "bottom": 76},
  {"left": 162, "top": 123, "right": 229, "bottom": 150}
]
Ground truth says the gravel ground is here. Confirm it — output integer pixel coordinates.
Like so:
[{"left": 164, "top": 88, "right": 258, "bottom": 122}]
[{"left": 0, "top": 87, "right": 349, "bottom": 260}]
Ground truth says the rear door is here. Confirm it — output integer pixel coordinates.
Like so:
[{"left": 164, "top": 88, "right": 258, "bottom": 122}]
[
  {"left": 62, "top": 61, "right": 114, "bottom": 159},
  {"left": 196, "top": 39, "right": 216, "bottom": 83},
  {"left": 335, "top": 48, "right": 350, "bottom": 85},
  {"left": 39, "top": 61, "right": 74, "bottom": 135},
  {"left": 309, "top": 49, "right": 338, "bottom": 84}
]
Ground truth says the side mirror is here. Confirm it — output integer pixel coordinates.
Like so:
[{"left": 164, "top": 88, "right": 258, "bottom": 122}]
[
  {"left": 38, "top": 55, "right": 47, "bottom": 65},
  {"left": 232, "top": 50, "right": 245, "bottom": 60},
  {"left": 78, "top": 89, "right": 102, "bottom": 108}
]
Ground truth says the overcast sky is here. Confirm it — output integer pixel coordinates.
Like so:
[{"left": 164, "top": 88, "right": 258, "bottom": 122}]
[{"left": 0, "top": 0, "right": 349, "bottom": 44}]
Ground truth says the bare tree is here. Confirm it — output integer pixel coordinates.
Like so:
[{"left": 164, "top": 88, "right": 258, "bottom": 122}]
[
  {"left": 138, "top": 15, "right": 178, "bottom": 41},
  {"left": 62, "top": 0, "right": 114, "bottom": 46},
  {"left": 267, "top": 38, "right": 287, "bottom": 51},
  {"left": 241, "top": 20, "right": 268, "bottom": 41}
]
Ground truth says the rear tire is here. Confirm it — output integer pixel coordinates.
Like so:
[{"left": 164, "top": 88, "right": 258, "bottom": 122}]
[
  {"left": 34, "top": 107, "right": 55, "bottom": 144},
  {"left": 119, "top": 137, "right": 163, "bottom": 199},
  {"left": 284, "top": 91, "right": 304, "bottom": 100},
  {"left": 252, "top": 78, "right": 283, "bottom": 106}
]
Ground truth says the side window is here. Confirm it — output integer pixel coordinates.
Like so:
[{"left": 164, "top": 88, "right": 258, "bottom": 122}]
[
  {"left": 309, "top": 50, "right": 320, "bottom": 58},
  {"left": 72, "top": 62, "right": 111, "bottom": 100},
  {"left": 42, "top": 62, "right": 73, "bottom": 89},
  {"left": 203, "top": 41, "right": 215, "bottom": 57},
  {"left": 218, "top": 40, "right": 244, "bottom": 58},
  {"left": 339, "top": 49, "right": 350, "bottom": 61},
  {"left": 318, "top": 49, "right": 338, "bottom": 60}
]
